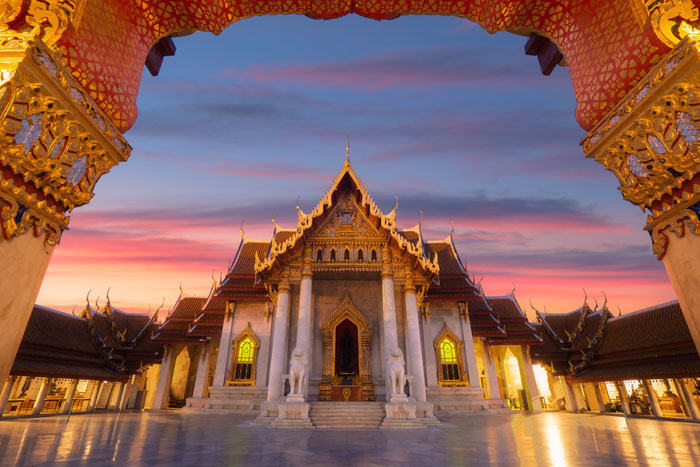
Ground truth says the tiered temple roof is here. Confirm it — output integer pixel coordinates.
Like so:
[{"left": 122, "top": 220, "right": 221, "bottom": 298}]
[
  {"left": 530, "top": 300, "right": 700, "bottom": 382},
  {"left": 150, "top": 161, "right": 539, "bottom": 347},
  {"left": 12, "top": 302, "right": 163, "bottom": 382}
]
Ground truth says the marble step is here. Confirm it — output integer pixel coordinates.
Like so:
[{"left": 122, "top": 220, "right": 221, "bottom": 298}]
[{"left": 309, "top": 402, "right": 385, "bottom": 429}]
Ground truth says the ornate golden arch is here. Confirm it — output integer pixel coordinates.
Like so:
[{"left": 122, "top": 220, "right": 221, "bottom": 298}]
[
  {"left": 319, "top": 291, "right": 374, "bottom": 401},
  {"left": 226, "top": 323, "right": 260, "bottom": 386},
  {"left": 433, "top": 322, "right": 468, "bottom": 387}
]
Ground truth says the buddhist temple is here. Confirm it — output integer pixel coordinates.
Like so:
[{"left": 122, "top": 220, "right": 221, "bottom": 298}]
[{"left": 148, "top": 155, "right": 546, "bottom": 428}]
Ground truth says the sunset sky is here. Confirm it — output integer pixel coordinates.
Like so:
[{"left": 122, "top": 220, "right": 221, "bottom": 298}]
[{"left": 36, "top": 14, "right": 676, "bottom": 319}]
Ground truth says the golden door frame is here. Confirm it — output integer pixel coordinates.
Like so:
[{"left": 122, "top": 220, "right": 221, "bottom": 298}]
[{"left": 319, "top": 291, "right": 374, "bottom": 401}]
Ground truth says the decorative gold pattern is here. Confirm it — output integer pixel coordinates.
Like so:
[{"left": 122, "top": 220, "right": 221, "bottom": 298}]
[
  {"left": 630, "top": 0, "right": 700, "bottom": 47},
  {"left": 255, "top": 160, "right": 439, "bottom": 280},
  {"left": 0, "top": 36, "right": 129, "bottom": 244},
  {"left": 650, "top": 204, "right": 700, "bottom": 257},
  {"left": 582, "top": 37, "right": 700, "bottom": 258},
  {"left": 318, "top": 291, "right": 374, "bottom": 401}
]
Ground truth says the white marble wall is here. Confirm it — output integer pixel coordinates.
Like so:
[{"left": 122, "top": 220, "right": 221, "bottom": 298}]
[{"left": 230, "top": 301, "right": 270, "bottom": 386}]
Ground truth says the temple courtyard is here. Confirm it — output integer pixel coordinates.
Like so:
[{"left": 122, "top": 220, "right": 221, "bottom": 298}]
[{"left": 0, "top": 412, "right": 697, "bottom": 466}]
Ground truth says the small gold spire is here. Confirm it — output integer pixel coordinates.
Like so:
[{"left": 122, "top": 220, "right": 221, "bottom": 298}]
[{"left": 344, "top": 137, "right": 350, "bottom": 167}]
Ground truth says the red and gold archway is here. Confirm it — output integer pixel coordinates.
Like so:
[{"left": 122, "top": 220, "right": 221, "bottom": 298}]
[{"left": 2, "top": 0, "right": 700, "bottom": 392}]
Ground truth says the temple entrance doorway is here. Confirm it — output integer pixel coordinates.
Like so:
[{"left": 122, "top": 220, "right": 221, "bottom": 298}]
[{"left": 320, "top": 292, "right": 375, "bottom": 401}]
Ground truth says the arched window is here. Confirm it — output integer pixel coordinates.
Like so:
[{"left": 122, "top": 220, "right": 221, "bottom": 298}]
[
  {"left": 433, "top": 324, "right": 467, "bottom": 387},
  {"left": 357, "top": 249, "right": 364, "bottom": 261},
  {"left": 330, "top": 249, "right": 336, "bottom": 261},
  {"left": 344, "top": 248, "right": 350, "bottom": 261},
  {"left": 316, "top": 249, "right": 323, "bottom": 261},
  {"left": 439, "top": 339, "right": 459, "bottom": 381},
  {"left": 371, "top": 249, "right": 377, "bottom": 261},
  {"left": 228, "top": 324, "right": 260, "bottom": 386}
]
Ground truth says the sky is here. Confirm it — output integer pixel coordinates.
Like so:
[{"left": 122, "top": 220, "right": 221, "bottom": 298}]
[{"left": 35, "top": 14, "right": 677, "bottom": 319}]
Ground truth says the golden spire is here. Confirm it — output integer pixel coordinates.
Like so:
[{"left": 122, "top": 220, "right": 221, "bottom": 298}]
[{"left": 344, "top": 137, "right": 350, "bottom": 167}]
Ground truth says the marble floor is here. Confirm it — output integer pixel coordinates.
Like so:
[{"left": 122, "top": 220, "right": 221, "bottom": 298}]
[{"left": 0, "top": 411, "right": 699, "bottom": 466}]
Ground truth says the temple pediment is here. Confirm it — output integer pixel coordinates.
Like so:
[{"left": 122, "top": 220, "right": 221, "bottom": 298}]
[{"left": 311, "top": 192, "right": 383, "bottom": 240}]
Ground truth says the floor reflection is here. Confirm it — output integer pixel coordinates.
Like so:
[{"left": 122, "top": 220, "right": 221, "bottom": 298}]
[{"left": 0, "top": 411, "right": 698, "bottom": 466}]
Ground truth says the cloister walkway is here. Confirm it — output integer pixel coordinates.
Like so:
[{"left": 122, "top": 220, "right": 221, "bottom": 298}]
[{"left": 0, "top": 411, "right": 698, "bottom": 466}]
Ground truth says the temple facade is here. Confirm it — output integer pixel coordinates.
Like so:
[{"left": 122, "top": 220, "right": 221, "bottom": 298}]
[{"left": 150, "top": 157, "right": 545, "bottom": 427}]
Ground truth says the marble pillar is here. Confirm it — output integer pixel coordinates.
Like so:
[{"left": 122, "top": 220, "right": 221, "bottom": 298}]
[
  {"left": 403, "top": 279, "right": 426, "bottom": 402},
  {"left": 267, "top": 280, "right": 290, "bottom": 401},
  {"left": 459, "top": 303, "right": 481, "bottom": 388},
  {"left": 88, "top": 382, "right": 103, "bottom": 411},
  {"left": 61, "top": 380, "right": 78, "bottom": 414},
  {"left": 192, "top": 340, "right": 212, "bottom": 399},
  {"left": 152, "top": 346, "right": 178, "bottom": 410},
  {"left": 615, "top": 382, "right": 631, "bottom": 416},
  {"left": 0, "top": 377, "right": 15, "bottom": 416},
  {"left": 108, "top": 383, "right": 124, "bottom": 411},
  {"left": 516, "top": 346, "right": 542, "bottom": 412},
  {"left": 290, "top": 262, "right": 312, "bottom": 400},
  {"left": 119, "top": 379, "right": 133, "bottom": 411},
  {"left": 662, "top": 233, "right": 700, "bottom": 356},
  {"left": 642, "top": 380, "right": 663, "bottom": 417},
  {"left": 679, "top": 379, "right": 700, "bottom": 420},
  {"left": 381, "top": 264, "right": 403, "bottom": 401},
  {"left": 593, "top": 383, "right": 606, "bottom": 413},
  {"left": 564, "top": 381, "right": 579, "bottom": 412},
  {"left": 484, "top": 345, "right": 501, "bottom": 400},
  {"left": 32, "top": 378, "right": 49, "bottom": 415},
  {"left": 0, "top": 233, "right": 56, "bottom": 387},
  {"left": 213, "top": 302, "right": 236, "bottom": 387}
]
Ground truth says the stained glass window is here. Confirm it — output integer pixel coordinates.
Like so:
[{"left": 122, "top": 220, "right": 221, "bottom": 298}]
[
  {"left": 440, "top": 339, "right": 457, "bottom": 363},
  {"left": 238, "top": 337, "right": 254, "bottom": 363}
]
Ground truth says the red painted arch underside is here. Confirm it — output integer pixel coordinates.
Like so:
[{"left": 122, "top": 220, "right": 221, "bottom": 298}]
[{"left": 55, "top": 0, "right": 675, "bottom": 133}]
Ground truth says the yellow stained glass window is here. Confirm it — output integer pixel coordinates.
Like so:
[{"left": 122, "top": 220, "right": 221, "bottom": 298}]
[
  {"left": 440, "top": 339, "right": 457, "bottom": 363},
  {"left": 238, "top": 337, "right": 254, "bottom": 363}
]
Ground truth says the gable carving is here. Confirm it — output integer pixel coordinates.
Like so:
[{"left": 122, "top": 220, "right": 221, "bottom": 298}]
[{"left": 313, "top": 192, "right": 381, "bottom": 239}]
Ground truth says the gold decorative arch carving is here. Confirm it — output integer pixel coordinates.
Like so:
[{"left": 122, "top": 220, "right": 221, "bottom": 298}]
[
  {"left": 433, "top": 322, "right": 468, "bottom": 387},
  {"left": 319, "top": 291, "right": 374, "bottom": 401},
  {"left": 226, "top": 323, "right": 260, "bottom": 387}
]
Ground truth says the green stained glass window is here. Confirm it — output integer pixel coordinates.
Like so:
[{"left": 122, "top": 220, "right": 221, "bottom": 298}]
[
  {"left": 238, "top": 337, "right": 254, "bottom": 363},
  {"left": 440, "top": 339, "right": 457, "bottom": 363}
]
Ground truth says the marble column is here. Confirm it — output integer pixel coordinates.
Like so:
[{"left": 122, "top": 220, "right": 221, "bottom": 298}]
[
  {"left": 61, "top": 380, "right": 78, "bottom": 414},
  {"left": 152, "top": 346, "right": 178, "bottom": 410},
  {"left": 0, "top": 377, "right": 15, "bottom": 416},
  {"left": 615, "top": 382, "right": 631, "bottom": 416},
  {"left": 267, "top": 279, "right": 291, "bottom": 401},
  {"left": 381, "top": 251, "right": 403, "bottom": 401},
  {"left": 403, "top": 278, "right": 426, "bottom": 402},
  {"left": 458, "top": 302, "right": 481, "bottom": 388},
  {"left": 212, "top": 302, "right": 236, "bottom": 387},
  {"left": 192, "top": 340, "right": 212, "bottom": 399},
  {"left": 108, "top": 383, "right": 124, "bottom": 411},
  {"left": 642, "top": 379, "right": 663, "bottom": 417},
  {"left": 119, "top": 379, "right": 133, "bottom": 411},
  {"left": 679, "top": 379, "right": 700, "bottom": 420},
  {"left": 516, "top": 346, "right": 542, "bottom": 412},
  {"left": 31, "top": 378, "right": 49, "bottom": 415},
  {"left": 290, "top": 252, "right": 313, "bottom": 399},
  {"left": 484, "top": 345, "right": 501, "bottom": 400},
  {"left": 593, "top": 383, "right": 606, "bottom": 413},
  {"left": 564, "top": 381, "right": 579, "bottom": 412},
  {"left": 88, "top": 382, "right": 103, "bottom": 410}
]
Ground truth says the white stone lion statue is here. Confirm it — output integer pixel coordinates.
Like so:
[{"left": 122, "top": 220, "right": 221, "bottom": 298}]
[
  {"left": 288, "top": 347, "right": 307, "bottom": 395},
  {"left": 386, "top": 347, "right": 406, "bottom": 396}
]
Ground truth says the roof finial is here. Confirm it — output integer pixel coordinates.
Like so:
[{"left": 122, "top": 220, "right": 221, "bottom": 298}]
[
  {"left": 179, "top": 282, "right": 184, "bottom": 298},
  {"left": 345, "top": 136, "right": 350, "bottom": 167},
  {"left": 419, "top": 209, "right": 424, "bottom": 224},
  {"left": 86, "top": 289, "right": 92, "bottom": 306},
  {"left": 106, "top": 286, "right": 111, "bottom": 305},
  {"left": 450, "top": 221, "right": 455, "bottom": 236},
  {"left": 240, "top": 223, "right": 246, "bottom": 241}
]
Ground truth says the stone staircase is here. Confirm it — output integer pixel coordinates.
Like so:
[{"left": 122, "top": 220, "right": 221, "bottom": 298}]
[
  {"left": 183, "top": 386, "right": 267, "bottom": 415},
  {"left": 309, "top": 401, "right": 386, "bottom": 429},
  {"left": 427, "top": 387, "right": 511, "bottom": 415}
]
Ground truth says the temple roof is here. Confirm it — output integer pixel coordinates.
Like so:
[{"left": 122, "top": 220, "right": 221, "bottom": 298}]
[
  {"left": 254, "top": 159, "right": 440, "bottom": 279},
  {"left": 531, "top": 300, "right": 700, "bottom": 381},
  {"left": 12, "top": 304, "right": 163, "bottom": 381},
  {"left": 152, "top": 296, "right": 208, "bottom": 345},
  {"left": 484, "top": 294, "right": 542, "bottom": 346}
]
